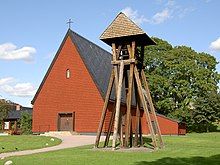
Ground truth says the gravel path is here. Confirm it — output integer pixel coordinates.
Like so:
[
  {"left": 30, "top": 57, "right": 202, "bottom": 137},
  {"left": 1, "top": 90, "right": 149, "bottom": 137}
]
[{"left": 0, "top": 135, "right": 104, "bottom": 159}]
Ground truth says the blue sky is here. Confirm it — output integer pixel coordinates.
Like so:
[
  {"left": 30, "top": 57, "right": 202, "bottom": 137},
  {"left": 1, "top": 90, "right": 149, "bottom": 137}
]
[{"left": 0, "top": 0, "right": 219, "bottom": 106}]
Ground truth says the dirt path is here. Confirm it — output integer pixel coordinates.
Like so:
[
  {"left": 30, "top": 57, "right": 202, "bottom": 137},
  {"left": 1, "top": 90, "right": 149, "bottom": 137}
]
[{"left": 0, "top": 135, "right": 104, "bottom": 159}]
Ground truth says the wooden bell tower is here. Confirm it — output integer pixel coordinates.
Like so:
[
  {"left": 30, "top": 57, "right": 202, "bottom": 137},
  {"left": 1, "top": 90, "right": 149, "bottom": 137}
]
[{"left": 95, "top": 12, "right": 164, "bottom": 150}]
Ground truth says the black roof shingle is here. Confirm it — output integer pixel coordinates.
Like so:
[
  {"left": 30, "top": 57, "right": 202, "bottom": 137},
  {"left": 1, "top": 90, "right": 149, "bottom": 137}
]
[
  {"left": 70, "top": 31, "right": 113, "bottom": 99},
  {"left": 6, "top": 107, "right": 32, "bottom": 119}
]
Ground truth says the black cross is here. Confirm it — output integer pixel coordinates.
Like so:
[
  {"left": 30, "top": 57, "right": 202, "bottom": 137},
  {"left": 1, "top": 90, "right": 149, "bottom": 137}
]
[{"left": 67, "top": 19, "right": 73, "bottom": 29}]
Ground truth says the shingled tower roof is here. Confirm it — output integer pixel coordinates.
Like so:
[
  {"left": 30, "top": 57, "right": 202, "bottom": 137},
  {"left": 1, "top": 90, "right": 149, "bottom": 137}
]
[{"left": 100, "top": 12, "right": 156, "bottom": 46}]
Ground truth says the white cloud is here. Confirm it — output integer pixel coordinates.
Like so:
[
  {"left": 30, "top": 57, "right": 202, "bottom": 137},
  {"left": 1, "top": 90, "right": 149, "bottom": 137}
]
[
  {"left": 178, "top": 7, "right": 195, "bottom": 18},
  {"left": 121, "top": 1, "right": 194, "bottom": 25},
  {"left": 167, "top": 0, "right": 196, "bottom": 18},
  {"left": 0, "top": 77, "right": 15, "bottom": 85},
  {"left": 1, "top": 83, "right": 36, "bottom": 97},
  {"left": 152, "top": 9, "right": 171, "bottom": 24},
  {"left": 121, "top": 7, "right": 149, "bottom": 25},
  {"left": 0, "top": 77, "right": 36, "bottom": 97},
  {"left": 0, "top": 43, "right": 36, "bottom": 61},
  {"left": 166, "top": 0, "right": 175, "bottom": 7},
  {"left": 210, "top": 37, "right": 220, "bottom": 51}
]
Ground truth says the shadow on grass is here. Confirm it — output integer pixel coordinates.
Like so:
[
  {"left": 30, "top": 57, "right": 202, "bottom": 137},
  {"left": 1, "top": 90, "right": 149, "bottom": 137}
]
[
  {"left": 135, "top": 154, "right": 220, "bottom": 165},
  {"left": 101, "top": 137, "right": 154, "bottom": 149}
]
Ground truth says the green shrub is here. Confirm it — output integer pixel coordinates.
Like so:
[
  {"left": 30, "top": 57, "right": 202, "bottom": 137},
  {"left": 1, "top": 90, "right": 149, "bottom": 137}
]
[
  {"left": 0, "top": 99, "right": 12, "bottom": 130},
  {"left": 19, "top": 112, "right": 32, "bottom": 134}
]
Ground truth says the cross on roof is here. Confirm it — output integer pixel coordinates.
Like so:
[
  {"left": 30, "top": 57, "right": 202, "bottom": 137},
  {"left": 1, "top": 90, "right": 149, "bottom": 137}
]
[{"left": 67, "top": 19, "right": 73, "bottom": 29}]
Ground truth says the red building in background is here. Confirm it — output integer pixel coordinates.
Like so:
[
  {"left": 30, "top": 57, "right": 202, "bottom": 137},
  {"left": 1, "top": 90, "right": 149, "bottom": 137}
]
[{"left": 31, "top": 29, "right": 186, "bottom": 135}]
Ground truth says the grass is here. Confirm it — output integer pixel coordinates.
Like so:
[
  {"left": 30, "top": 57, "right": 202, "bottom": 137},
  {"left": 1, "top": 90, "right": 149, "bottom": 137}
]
[
  {"left": 0, "top": 135, "right": 61, "bottom": 153},
  {"left": 1, "top": 133, "right": 220, "bottom": 165}
]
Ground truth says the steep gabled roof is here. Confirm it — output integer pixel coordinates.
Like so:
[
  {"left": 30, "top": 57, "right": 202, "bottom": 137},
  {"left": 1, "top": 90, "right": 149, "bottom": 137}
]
[
  {"left": 69, "top": 30, "right": 112, "bottom": 98},
  {"left": 100, "top": 12, "right": 156, "bottom": 46},
  {"left": 32, "top": 29, "right": 113, "bottom": 104}
]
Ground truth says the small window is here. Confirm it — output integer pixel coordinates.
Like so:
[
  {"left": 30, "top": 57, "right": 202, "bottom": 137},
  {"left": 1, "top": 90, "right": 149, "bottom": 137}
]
[
  {"left": 66, "top": 69, "right": 70, "bottom": 79},
  {"left": 4, "top": 121, "right": 10, "bottom": 130}
]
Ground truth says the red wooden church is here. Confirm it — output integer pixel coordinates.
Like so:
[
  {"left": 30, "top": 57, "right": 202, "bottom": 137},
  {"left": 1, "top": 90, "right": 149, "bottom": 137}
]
[{"left": 32, "top": 21, "right": 185, "bottom": 135}]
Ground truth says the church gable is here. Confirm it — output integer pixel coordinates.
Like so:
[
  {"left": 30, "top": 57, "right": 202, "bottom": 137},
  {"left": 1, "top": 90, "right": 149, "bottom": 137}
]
[
  {"left": 32, "top": 30, "right": 109, "bottom": 132},
  {"left": 32, "top": 30, "right": 112, "bottom": 104}
]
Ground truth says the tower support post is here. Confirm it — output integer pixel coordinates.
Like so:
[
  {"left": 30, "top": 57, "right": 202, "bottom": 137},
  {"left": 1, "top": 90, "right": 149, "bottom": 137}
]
[
  {"left": 95, "top": 70, "right": 115, "bottom": 147},
  {"left": 112, "top": 61, "right": 124, "bottom": 149}
]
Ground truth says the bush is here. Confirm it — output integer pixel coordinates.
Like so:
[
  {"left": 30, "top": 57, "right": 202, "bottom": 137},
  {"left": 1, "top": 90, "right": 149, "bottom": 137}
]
[
  {"left": 0, "top": 99, "right": 13, "bottom": 130},
  {"left": 19, "top": 112, "right": 32, "bottom": 134},
  {"left": 188, "top": 123, "right": 218, "bottom": 133},
  {"left": 0, "top": 120, "right": 2, "bottom": 131}
]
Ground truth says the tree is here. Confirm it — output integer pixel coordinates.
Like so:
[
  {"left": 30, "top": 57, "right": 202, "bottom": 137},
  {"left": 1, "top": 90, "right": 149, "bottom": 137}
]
[
  {"left": 144, "top": 37, "right": 220, "bottom": 131},
  {"left": 0, "top": 99, "right": 13, "bottom": 130},
  {"left": 19, "top": 112, "right": 32, "bottom": 134},
  {"left": 192, "top": 92, "right": 220, "bottom": 132}
]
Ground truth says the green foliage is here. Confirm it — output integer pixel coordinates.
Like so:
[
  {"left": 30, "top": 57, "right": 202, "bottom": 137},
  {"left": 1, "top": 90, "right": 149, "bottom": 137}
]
[
  {"left": 19, "top": 112, "right": 32, "bottom": 134},
  {"left": 144, "top": 37, "right": 220, "bottom": 132},
  {"left": 191, "top": 92, "right": 220, "bottom": 132},
  {"left": 0, "top": 99, "right": 12, "bottom": 120},
  {"left": 0, "top": 99, "right": 13, "bottom": 130}
]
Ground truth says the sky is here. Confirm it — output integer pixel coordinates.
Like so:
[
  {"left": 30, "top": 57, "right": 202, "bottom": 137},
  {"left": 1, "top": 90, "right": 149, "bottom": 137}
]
[{"left": 0, "top": 0, "right": 219, "bottom": 107}]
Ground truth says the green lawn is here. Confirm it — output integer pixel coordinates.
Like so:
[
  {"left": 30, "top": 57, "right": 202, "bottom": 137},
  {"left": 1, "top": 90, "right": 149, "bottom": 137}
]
[
  {"left": 0, "top": 135, "right": 61, "bottom": 153},
  {"left": 1, "top": 133, "right": 220, "bottom": 165}
]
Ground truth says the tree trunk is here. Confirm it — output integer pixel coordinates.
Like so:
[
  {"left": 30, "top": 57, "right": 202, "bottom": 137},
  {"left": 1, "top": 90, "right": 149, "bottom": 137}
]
[{"left": 206, "top": 124, "right": 209, "bottom": 133}]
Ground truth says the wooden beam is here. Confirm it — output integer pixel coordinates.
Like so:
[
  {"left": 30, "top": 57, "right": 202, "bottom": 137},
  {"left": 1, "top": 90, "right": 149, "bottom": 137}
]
[
  {"left": 139, "top": 117, "right": 143, "bottom": 146},
  {"left": 124, "top": 69, "right": 129, "bottom": 147},
  {"left": 104, "top": 60, "right": 120, "bottom": 147},
  {"left": 124, "top": 43, "right": 135, "bottom": 147},
  {"left": 95, "top": 70, "right": 115, "bottom": 148},
  {"left": 112, "top": 43, "right": 117, "bottom": 61},
  {"left": 116, "top": 45, "right": 122, "bottom": 59},
  {"left": 112, "top": 61, "right": 124, "bottom": 149},
  {"left": 133, "top": 66, "right": 157, "bottom": 149},
  {"left": 14, "top": 120, "right": 17, "bottom": 132},
  {"left": 104, "top": 103, "right": 116, "bottom": 147},
  {"left": 138, "top": 46, "right": 144, "bottom": 146},
  {"left": 127, "top": 44, "right": 132, "bottom": 58},
  {"left": 104, "top": 46, "right": 120, "bottom": 147},
  {"left": 129, "top": 42, "right": 136, "bottom": 148},
  {"left": 134, "top": 85, "right": 140, "bottom": 147},
  {"left": 112, "top": 45, "right": 119, "bottom": 96},
  {"left": 129, "top": 119, "right": 133, "bottom": 147},
  {"left": 141, "top": 70, "right": 164, "bottom": 148},
  {"left": 112, "top": 43, "right": 119, "bottom": 95},
  {"left": 119, "top": 112, "right": 124, "bottom": 147},
  {"left": 111, "top": 59, "right": 135, "bottom": 65},
  {"left": 131, "top": 41, "right": 135, "bottom": 59}
]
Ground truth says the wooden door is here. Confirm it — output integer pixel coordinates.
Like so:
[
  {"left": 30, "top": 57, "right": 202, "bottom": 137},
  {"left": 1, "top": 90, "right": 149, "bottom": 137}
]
[{"left": 58, "top": 113, "right": 74, "bottom": 131}]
